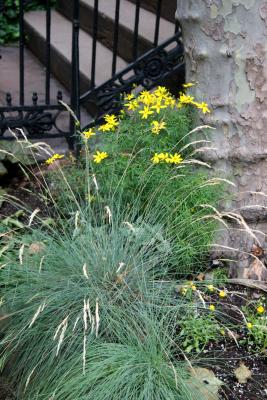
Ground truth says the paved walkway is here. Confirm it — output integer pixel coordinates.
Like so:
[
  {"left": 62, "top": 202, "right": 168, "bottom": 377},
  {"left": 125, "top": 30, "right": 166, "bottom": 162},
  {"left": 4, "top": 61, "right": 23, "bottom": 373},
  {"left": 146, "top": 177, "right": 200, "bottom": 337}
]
[{"left": 0, "top": 45, "right": 91, "bottom": 153}]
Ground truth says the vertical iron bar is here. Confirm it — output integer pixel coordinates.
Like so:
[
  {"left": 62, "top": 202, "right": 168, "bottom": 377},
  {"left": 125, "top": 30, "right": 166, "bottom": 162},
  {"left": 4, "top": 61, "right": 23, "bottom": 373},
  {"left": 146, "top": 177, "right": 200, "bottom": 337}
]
[
  {"left": 19, "top": 0, "right": 24, "bottom": 105},
  {"left": 112, "top": 0, "right": 120, "bottom": 76},
  {"left": 153, "top": 0, "right": 162, "bottom": 47},
  {"left": 45, "top": 0, "right": 51, "bottom": 104},
  {"left": 132, "top": 0, "right": 140, "bottom": 60},
  {"left": 70, "top": 0, "right": 80, "bottom": 153},
  {"left": 90, "top": 0, "right": 98, "bottom": 89}
]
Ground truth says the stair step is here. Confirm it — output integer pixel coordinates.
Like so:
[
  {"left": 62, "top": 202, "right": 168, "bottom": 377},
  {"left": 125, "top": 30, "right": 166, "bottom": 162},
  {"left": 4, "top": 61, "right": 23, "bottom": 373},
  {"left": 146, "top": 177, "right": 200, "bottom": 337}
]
[
  {"left": 56, "top": 0, "right": 175, "bottom": 62},
  {"left": 24, "top": 10, "right": 128, "bottom": 96},
  {"left": 127, "top": 0, "right": 177, "bottom": 23}
]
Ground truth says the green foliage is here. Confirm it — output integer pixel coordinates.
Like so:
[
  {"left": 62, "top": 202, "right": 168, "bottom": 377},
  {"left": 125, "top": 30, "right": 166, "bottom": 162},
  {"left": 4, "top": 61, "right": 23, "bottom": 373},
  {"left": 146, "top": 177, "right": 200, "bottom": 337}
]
[
  {"left": 0, "top": 0, "right": 56, "bottom": 44},
  {"left": 178, "top": 312, "right": 221, "bottom": 353},
  {"left": 50, "top": 106, "right": 220, "bottom": 274},
  {"left": 242, "top": 301, "right": 267, "bottom": 351},
  {"left": 0, "top": 211, "right": 206, "bottom": 399},
  {"left": 0, "top": 87, "right": 226, "bottom": 399}
]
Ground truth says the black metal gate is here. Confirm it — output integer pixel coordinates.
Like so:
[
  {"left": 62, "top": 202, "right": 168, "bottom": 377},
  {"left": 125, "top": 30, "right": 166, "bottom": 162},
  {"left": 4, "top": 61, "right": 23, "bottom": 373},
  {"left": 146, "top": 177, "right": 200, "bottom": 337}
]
[{"left": 0, "top": 0, "right": 184, "bottom": 150}]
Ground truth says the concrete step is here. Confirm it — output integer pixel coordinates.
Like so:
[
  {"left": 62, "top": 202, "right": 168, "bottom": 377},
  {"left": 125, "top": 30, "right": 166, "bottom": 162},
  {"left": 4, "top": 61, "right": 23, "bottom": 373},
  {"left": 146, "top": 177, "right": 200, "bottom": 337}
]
[
  {"left": 24, "top": 10, "right": 128, "bottom": 96},
  {"left": 128, "top": 0, "right": 177, "bottom": 23},
  {"left": 0, "top": 45, "right": 92, "bottom": 151},
  {"left": 56, "top": 0, "right": 175, "bottom": 63}
]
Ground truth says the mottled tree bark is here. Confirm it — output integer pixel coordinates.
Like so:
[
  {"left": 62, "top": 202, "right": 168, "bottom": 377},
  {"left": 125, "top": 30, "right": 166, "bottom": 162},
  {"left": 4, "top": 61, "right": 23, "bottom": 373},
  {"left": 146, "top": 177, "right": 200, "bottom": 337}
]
[{"left": 176, "top": 1, "right": 267, "bottom": 279}]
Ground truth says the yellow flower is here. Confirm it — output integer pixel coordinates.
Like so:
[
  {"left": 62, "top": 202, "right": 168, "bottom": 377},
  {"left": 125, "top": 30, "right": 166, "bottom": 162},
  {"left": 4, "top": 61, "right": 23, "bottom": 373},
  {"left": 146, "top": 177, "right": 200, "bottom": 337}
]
[
  {"left": 207, "top": 284, "right": 214, "bottom": 292},
  {"left": 151, "top": 120, "right": 166, "bottom": 134},
  {"left": 45, "top": 153, "right": 64, "bottom": 165},
  {"left": 257, "top": 305, "right": 265, "bottom": 314},
  {"left": 138, "top": 90, "right": 154, "bottom": 105},
  {"left": 178, "top": 93, "right": 195, "bottom": 108},
  {"left": 93, "top": 151, "right": 108, "bottom": 164},
  {"left": 183, "top": 82, "right": 195, "bottom": 89},
  {"left": 209, "top": 304, "right": 215, "bottom": 311},
  {"left": 125, "top": 93, "right": 135, "bottom": 101},
  {"left": 151, "top": 152, "right": 168, "bottom": 164},
  {"left": 104, "top": 114, "right": 119, "bottom": 127},
  {"left": 139, "top": 106, "right": 154, "bottom": 119},
  {"left": 247, "top": 322, "right": 253, "bottom": 329},
  {"left": 181, "top": 287, "right": 188, "bottom": 296},
  {"left": 152, "top": 100, "right": 167, "bottom": 114},
  {"left": 166, "top": 153, "right": 183, "bottom": 165},
  {"left": 219, "top": 290, "right": 227, "bottom": 298},
  {"left": 154, "top": 86, "right": 169, "bottom": 98},
  {"left": 191, "top": 285, "right": 197, "bottom": 291},
  {"left": 98, "top": 114, "right": 119, "bottom": 132},
  {"left": 164, "top": 96, "right": 176, "bottom": 108},
  {"left": 125, "top": 99, "right": 139, "bottom": 111},
  {"left": 196, "top": 102, "right": 211, "bottom": 114},
  {"left": 82, "top": 128, "right": 96, "bottom": 140}
]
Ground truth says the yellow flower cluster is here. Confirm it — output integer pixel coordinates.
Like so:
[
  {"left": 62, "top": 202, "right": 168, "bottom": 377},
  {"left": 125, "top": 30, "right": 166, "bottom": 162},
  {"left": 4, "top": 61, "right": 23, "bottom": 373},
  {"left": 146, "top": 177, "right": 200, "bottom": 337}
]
[
  {"left": 99, "top": 114, "right": 119, "bottom": 132},
  {"left": 93, "top": 151, "right": 108, "bottom": 164},
  {"left": 45, "top": 153, "right": 64, "bottom": 165},
  {"left": 151, "top": 152, "right": 183, "bottom": 165},
  {"left": 123, "top": 86, "right": 177, "bottom": 119},
  {"left": 124, "top": 84, "right": 211, "bottom": 118}
]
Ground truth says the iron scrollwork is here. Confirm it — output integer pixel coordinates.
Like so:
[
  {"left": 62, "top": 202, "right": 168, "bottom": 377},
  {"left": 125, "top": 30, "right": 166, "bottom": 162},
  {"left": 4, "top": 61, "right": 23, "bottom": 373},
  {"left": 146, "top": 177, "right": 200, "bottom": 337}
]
[
  {"left": 80, "top": 32, "right": 184, "bottom": 128},
  {"left": 0, "top": 92, "right": 69, "bottom": 139}
]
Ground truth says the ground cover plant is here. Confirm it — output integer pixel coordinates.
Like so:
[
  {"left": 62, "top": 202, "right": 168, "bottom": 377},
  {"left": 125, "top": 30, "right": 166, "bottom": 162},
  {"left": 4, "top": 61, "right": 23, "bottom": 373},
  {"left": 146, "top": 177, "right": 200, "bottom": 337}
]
[
  {"left": 0, "top": 0, "right": 56, "bottom": 44},
  {"left": 0, "top": 84, "right": 266, "bottom": 399}
]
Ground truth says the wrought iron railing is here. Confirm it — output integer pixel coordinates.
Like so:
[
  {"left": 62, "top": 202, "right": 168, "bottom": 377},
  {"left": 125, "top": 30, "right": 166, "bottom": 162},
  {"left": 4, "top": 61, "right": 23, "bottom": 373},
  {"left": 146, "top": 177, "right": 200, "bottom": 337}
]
[{"left": 0, "top": 0, "right": 184, "bottom": 151}]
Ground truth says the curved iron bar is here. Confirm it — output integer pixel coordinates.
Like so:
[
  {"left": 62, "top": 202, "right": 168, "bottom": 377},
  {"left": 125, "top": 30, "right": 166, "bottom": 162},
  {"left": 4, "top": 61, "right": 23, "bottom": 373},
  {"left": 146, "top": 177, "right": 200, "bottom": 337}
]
[{"left": 80, "top": 32, "right": 184, "bottom": 131}]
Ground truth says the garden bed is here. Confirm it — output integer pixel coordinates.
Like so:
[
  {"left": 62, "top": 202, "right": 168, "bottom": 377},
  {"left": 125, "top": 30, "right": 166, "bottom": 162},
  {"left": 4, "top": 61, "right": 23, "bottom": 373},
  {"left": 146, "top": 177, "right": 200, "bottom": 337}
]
[{"left": 0, "top": 86, "right": 266, "bottom": 400}]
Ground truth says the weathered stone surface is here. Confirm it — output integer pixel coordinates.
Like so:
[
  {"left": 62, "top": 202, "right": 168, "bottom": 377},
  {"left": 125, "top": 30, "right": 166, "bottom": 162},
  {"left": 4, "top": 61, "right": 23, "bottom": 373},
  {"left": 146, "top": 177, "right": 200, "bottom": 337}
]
[{"left": 177, "top": 1, "right": 267, "bottom": 278}]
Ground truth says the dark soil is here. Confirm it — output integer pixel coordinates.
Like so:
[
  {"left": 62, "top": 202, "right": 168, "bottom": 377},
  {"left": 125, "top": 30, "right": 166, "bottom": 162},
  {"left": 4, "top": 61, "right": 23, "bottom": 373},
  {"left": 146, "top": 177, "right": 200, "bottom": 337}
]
[
  {"left": 201, "top": 284, "right": 267, "bottom": 399},
  {"left": 0, "top": 169, "right": 52, "bottom": 222}
]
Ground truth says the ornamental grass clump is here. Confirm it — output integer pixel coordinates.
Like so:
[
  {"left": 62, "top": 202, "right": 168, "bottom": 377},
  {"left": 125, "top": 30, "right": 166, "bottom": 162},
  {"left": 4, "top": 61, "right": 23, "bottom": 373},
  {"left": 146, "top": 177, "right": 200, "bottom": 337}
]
[{"left": 0, "top": 84, "right": 232, "bottom": 399}]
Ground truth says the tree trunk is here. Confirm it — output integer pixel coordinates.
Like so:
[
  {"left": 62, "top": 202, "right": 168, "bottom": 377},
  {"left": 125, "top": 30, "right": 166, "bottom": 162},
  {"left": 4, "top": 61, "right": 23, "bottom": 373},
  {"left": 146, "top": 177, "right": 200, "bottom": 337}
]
[{"left": 176, "top": 1, "right": 267, "bottom": 279}]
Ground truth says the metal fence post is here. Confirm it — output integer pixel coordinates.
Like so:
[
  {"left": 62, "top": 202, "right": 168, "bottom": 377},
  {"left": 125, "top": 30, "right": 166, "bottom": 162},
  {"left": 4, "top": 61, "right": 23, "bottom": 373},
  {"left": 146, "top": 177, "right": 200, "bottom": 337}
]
[{"left": 69, "top": 0, "right": 81, "bottom": 153}]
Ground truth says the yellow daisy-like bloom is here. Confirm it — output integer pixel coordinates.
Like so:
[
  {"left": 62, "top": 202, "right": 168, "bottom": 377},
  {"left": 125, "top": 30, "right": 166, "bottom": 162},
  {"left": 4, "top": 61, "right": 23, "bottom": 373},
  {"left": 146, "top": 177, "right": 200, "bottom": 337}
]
[
  {"left": 99, "top": 114, "right": 119, "bottom": 132},
  {"left": 104, "top": 114, "right": 119, "bottom": 126},
  {"left": 154, "top": 86, "right": 169, "bottom": 98},
  {"left": 151, "top": 120, "right": 166, "bottom": 134},
  {"left": 247, "top": 322, "right": 253, "bottom": 329},
  {"left": 209, "top": 304, "right": 215, "bottom": 311},
  {"left": 164, "top": 96, "right": 176, "bottom": 108},
  {"left": 219, "top": 290, "right": 227, "bottom": 298},
  {"left": 152, "top": 100, "right": 167, "bottom": 114},
  {"left": 183, "top": 82, "right": 195, "bottom": 89},
  {"left": 178, "top": 93, "right": 195, "bottom": 108},
  {"left": 125, "top": 99, "right": 139, "bottom": 111},
  {"left": 166, "top": 153, "right": 183, "bottom": 165},
  {"left": 151, "top": 152, "right": 168, "bottom": 164},
  {"left": 82, "top": 128, "right": 96, "bottom": 140},
  {"left": 93, "top": 151, "right": 108, "bottom": 164},
  {"left": 207, "top": 284, "right": 214, "bottom": 292},
  {"left": 191, "top": 285, "right": 197, "bottom": 291},
  {"left": 138, "top": 91, "right": 155, "bottom": 106},
  {"left": 125, "top": 93, "right": 135, "bottom": 101},
  {"left": 256, "top": 305, "right": 265, "bottom": 314},
  {"left": 139, "top": 106, "right": 154, "bottom": 119},
  {"left": 196, "top": 102, "right": 211, "bottom": 114},
  {"left": 45, "top": 153, "right": 64, "bottom": 165}
]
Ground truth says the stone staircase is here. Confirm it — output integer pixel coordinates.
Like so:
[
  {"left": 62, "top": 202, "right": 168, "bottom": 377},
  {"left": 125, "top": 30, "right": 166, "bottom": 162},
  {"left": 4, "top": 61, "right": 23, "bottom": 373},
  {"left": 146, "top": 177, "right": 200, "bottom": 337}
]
[{"left": 23, "top": 0, "right": 177, "bottom": 96}]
